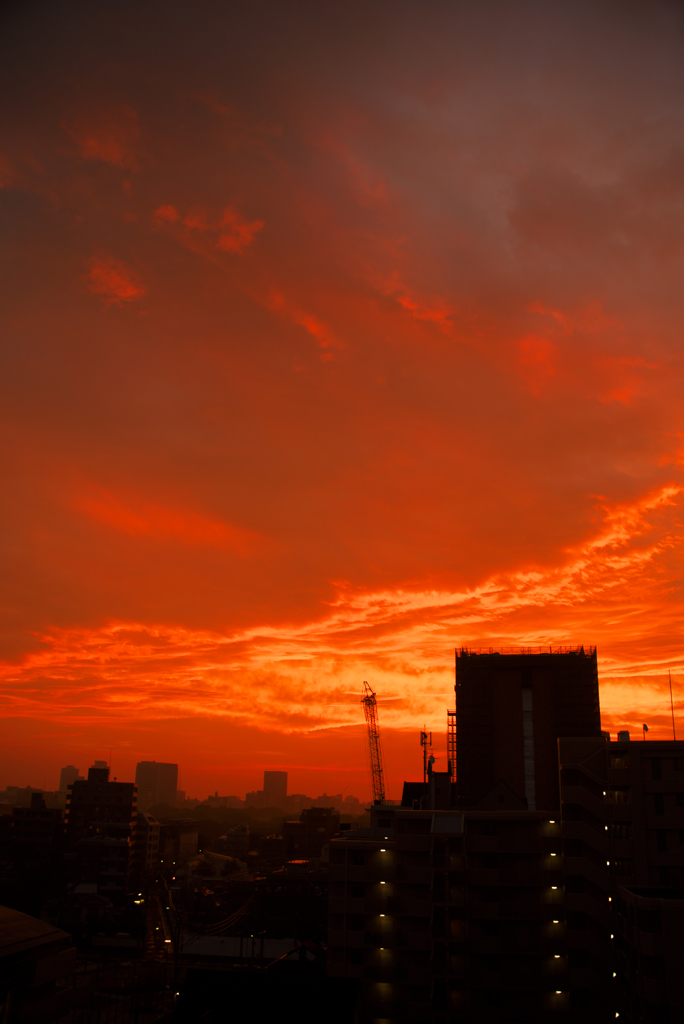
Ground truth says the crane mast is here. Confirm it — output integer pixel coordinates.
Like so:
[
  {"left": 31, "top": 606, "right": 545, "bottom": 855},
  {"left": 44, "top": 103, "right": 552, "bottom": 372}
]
[{"left": 361, "top": 680, "right": 386, "bottom": 805}]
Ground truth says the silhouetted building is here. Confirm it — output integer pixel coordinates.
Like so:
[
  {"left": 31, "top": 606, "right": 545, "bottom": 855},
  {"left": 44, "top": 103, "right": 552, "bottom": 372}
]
[
  {"left": 159, "top": 818, "right": 198, "bottom": 869},
  {"left": 58, "top": 765, "right": 81, "bottom": 794},
  {"left": 215, "top": 824, "right": 249, "bottom": 859},
  {"left": 0, "top": 906, "right": 76, "bottom": 1022},
  {"left": 134, "top": 761, "right": 178, "bottom": 810},
  {"left": 328, "top": 803, "right": 565, "bottom": 1022},
  {"left": 64, "top": 764, "right": 137, "bottom": 899},
  {"left": 329, "top": 646, "right": 684, "bottom": 1022},
  {"left": 559, "top": 733, "right": 684, "bottom": 1019},
  {"left": 7, "top": 793, "right": 63, "bottom": 851},
  {"left": 264, "top": 770, "right": 288, "bottom": 807},
  {"left": 455, "top": 646, "right": 601, "bottom": 814},
  {"left": 134, "top": 812, "right": 161, "bottom": 875},
  {"left": 285, "top": 807, "right": 340, "bottom": 860},
  {"left": 614, "top": 885, "right": 684, "bottom": 1022}
]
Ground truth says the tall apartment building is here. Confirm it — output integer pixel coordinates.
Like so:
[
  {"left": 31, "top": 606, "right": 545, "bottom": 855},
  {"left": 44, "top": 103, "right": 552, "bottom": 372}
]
[
  {"left": 455, "top": 647, "right": 601, "bottom": 813},
  {"left": 135, "top": 761, "right": 178, "bottom": 810},
  {"left": 559, "top": 733, "right": 684, "bottom": 1021},
  {"left": 263, "top": 770, "right": 288, "bottom": 807},
  {"left": 59, "top": 765, "right": 81, "bottom": 793},
  {"left": 64, "top": 764, "right": 137, "bottom": 899},
  {"left": 328, "top": 647, "right": 684, "bottom": 1023}
]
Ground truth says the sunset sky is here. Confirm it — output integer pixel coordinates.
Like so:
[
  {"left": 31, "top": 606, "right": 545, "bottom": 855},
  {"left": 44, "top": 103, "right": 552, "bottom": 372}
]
[{"left": 2, "top": 1, "right": 684, "bottom": 801}]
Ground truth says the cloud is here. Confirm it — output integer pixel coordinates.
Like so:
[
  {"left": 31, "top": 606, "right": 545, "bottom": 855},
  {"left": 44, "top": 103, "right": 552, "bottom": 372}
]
[
  {"left": 3, "top": 0, "right": 684, "bottom": 791},
  {"left": 215, "top": 207, "right": 264, "bottom": 252},
  {"left": 86, "top": 257, "right": 146, "bottom": 303},
  {"left": 3, "top": 486, "right": 683, "bottom": 742},
  {"left": 64, "top": 106, "right": 140, "bottom": 168},
  {"left": 73, "top": 489, "right": 263, "bottom": 554}
]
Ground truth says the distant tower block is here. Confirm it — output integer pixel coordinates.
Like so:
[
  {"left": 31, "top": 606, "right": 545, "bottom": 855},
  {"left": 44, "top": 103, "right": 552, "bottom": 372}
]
[
  {"left": 135, "top": 761, "right": 179, "bottom": 810},
  {"left": 59, "top": 765, "right": 80, "bottom": 792},
  {"left": 263, "top": 771, "right": 288, "bottom": 807}
]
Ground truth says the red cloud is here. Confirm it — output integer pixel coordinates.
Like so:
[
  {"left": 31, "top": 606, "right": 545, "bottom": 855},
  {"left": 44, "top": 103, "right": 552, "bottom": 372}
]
[
  {"left": 154, "top": 204, "right": 179, "bottom": 223},
  {"left": 215, "top": 207, "right": 264, "bottom": 252},
  {"left": 65, "top": 106, "right": 140, "bottom": 169},
  {"left": 73, "top": 490, "right": 263, "bottom": 554},
  {"left": 518, "top": 335, "right": 557, "bottom": 393},
  {"left": 86, "top": 257, "right": 146, "bottom": 304}
]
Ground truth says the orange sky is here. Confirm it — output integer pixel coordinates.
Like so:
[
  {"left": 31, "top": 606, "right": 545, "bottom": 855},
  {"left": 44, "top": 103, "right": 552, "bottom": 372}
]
[{"left": 1, "top": 1, "right": 684, "bottom": 801}]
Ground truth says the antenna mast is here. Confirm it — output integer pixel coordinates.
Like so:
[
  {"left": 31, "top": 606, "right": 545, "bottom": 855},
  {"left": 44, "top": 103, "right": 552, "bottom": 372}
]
[{"left": 361, "top": 681, "right": 386, "bottom": 805}]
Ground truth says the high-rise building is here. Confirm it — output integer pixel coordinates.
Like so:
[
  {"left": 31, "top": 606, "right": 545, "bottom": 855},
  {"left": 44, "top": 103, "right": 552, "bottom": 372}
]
[
  {"left": 328, "top": 646, "right": 684, "bottom": 1022},
  {"left": 135, "top": 761, "right": 178, "bottom": 810},
  {"left": 455, "top": 646, "right": 602, "bottom": 813},
  {"left": 64, "top": 764, "right": 137, "bottom": 899},
  {"left": 263, "top": 771, "right": 288, "bottom": 807},
  {"left": 58, "top": 766, "right": 80, "bottom": 793},
  {"left": 559, "top": 733, "right": 684, "bottom": 1019}
]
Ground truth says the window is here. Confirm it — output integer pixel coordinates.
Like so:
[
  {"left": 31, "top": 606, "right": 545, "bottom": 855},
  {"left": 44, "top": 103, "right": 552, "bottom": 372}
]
[
  {"left": 378, "top": 817, "right": 392, "bottom": 828},
  {"left": 677, "top": 794, "right": 684, "bottom": 808},
  {"left": 349, "top": 949, "right": 363, "bottom": 965},
  {"left": 484, "top": 824, "right": 498, "bottom": 836},
  {"left": 611, "top": 755, "right": 629, "bottom": 769},
  {"left": 612, "top": 859, "right": 634, "bottom": 876},
  {"left": 351, "top": 886, "right": 364, "bottom": 899},
  {"left": 350, "top": 916, "right": 363, "bottom": 931},
  {"left": 605, "top": 788, "right": 631, "bottom": 804},
  {"left": 654, "top": 793, "right": 665, "bottom": 816},
  {"left": 610, "top": 823, "right": 632, "bottom": 840},
  {"left": 656, "top": 830, "right": 667, "bottom": 853},
  {"left": 651, "top": 758, "right": 662, "bottom": 780},
  {"left": 352, "top": 853, "right": 365, "bottom": 865},
  {"left": 484, "top": 855, "right": 497, "bottom": 869},
  {"left": 637, "top": 908, "right": 661, "bottom": 934},
  {"left": 640, "top": 955, "right": 665, "bottom": 980},
  {"left": 674, "top": 758, "right": 684, "bottom": 771}
]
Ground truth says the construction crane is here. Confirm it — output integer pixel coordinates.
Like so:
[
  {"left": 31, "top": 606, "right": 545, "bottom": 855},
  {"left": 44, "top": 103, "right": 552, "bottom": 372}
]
[{"left": 361, "top": 680, "right": 386, "bottom": 805}]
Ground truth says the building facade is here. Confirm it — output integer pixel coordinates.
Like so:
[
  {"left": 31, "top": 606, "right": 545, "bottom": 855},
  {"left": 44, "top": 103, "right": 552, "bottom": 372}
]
[
  {"left": 328, "top": 648, "right": 684, "bottom": 1022},
  {"left": 134, "top": 761, "right": 178, "bottom": 810},
  {"left": 64, "top": 764, "right": 137, "bottom": 899}
]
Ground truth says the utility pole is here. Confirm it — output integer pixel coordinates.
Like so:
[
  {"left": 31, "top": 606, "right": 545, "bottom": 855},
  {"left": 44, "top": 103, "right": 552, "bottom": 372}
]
[{"left": 670, "top": 671, "right": 677, "bottom": 741}]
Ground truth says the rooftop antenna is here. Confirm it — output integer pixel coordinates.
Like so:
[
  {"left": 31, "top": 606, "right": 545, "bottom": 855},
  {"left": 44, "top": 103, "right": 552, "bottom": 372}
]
[
  {"left": 669, "top": 671, "right": 677, "bottom": 741},
  {"left": 420, "top": 729, "right": 432, "bottom": 783}
]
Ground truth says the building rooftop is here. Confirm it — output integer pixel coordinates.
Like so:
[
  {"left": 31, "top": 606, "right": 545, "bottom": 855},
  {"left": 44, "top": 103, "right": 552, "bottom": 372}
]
[{"left": 0, "top": 905, "right": 70, "bottom": 958}]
